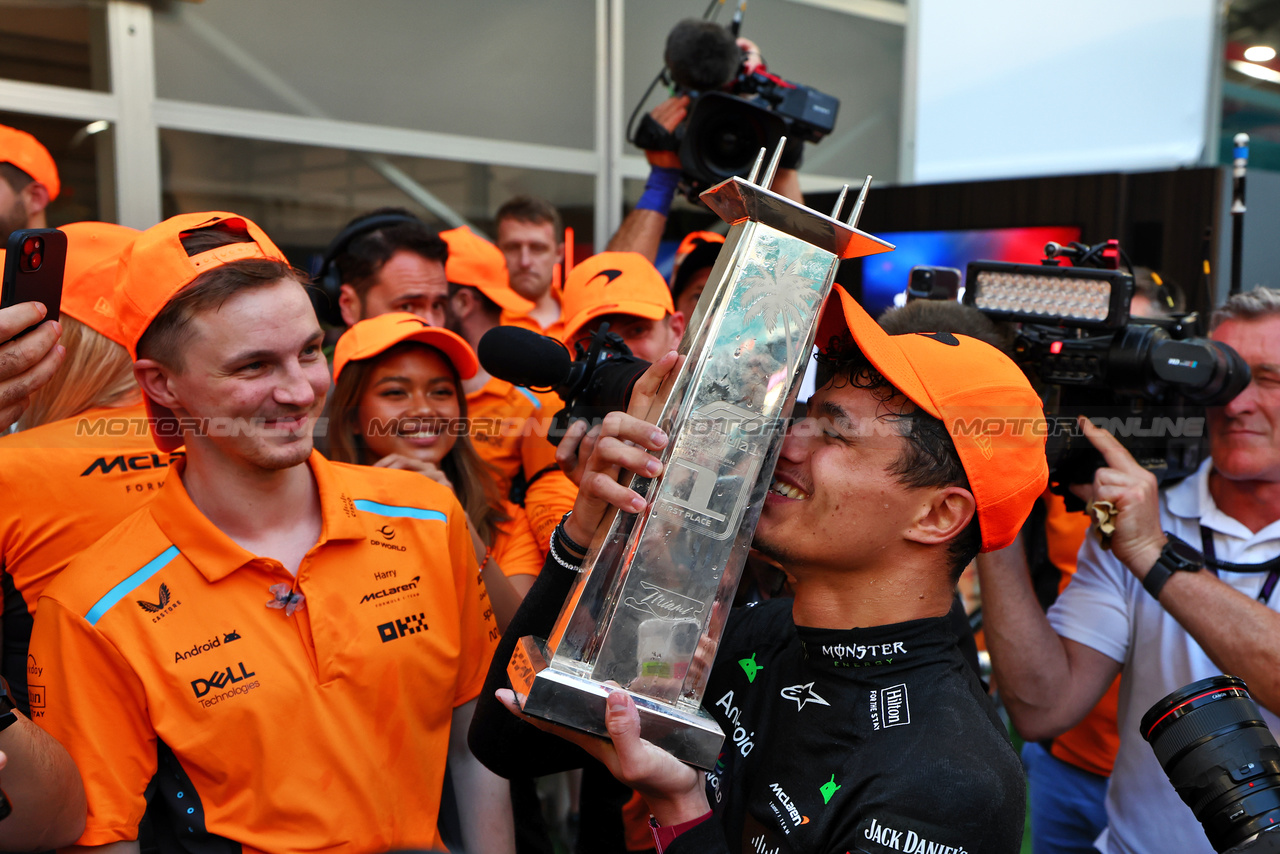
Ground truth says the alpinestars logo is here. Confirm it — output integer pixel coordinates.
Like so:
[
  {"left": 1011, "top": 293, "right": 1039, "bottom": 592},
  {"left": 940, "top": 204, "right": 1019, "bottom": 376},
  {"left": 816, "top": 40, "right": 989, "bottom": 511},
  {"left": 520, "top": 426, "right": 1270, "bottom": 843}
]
[
  {"left": 378, "top": 612, "right": 428, "bottom": 643},
  {"left": 360, "top": 576, "right": 420, "bottom": 605},
  {"left": 781, "top": 682, "right": 830, "bottom": 711},
  {"left": 137, "top": 583, "right": 180, "bottom": 623}
]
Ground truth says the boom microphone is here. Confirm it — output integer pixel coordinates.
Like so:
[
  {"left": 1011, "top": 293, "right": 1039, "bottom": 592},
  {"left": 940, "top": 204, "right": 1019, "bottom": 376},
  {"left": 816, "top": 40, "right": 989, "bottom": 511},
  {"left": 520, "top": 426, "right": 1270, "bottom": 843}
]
[
  {"left": 664, "top": 18, "right": 741, "bottom": 92},
  {"left": 477, "top": 326, "right": 573, "bottom": 389},
  {"left": 478, "top": 325, "right": 651, "bottom": 445}
]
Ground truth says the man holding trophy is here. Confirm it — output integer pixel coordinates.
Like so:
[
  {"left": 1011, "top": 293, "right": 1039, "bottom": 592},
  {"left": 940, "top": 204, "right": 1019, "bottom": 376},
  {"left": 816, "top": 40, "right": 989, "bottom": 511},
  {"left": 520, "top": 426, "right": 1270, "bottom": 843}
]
[
  {"left": 473, "top": 295, "right": 1048, "bottom": 853},
  {"left": 470, "top": 149, "right": 1047, "bottom": 852}
]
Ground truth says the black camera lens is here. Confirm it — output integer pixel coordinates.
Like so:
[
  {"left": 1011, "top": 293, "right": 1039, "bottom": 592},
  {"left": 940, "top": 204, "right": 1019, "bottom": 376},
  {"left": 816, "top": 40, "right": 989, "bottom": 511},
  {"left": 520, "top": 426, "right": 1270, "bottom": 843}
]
[{"left": 1142, "top": 676, "right": 1280, "bottom": 852}]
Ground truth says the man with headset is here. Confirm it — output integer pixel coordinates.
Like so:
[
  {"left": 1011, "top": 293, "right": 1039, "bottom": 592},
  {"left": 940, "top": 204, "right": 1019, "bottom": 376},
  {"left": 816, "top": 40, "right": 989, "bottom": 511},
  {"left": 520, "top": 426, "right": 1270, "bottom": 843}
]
[{"left": 317, "top": 207, "right": 451, "bottom": 328}]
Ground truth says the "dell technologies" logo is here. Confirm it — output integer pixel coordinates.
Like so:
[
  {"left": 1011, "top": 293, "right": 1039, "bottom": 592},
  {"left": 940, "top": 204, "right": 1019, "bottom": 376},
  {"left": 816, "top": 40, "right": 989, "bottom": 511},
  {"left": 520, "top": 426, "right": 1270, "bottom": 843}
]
[{"left": 190, "top": 662, "right": 256, "bottom": 698}]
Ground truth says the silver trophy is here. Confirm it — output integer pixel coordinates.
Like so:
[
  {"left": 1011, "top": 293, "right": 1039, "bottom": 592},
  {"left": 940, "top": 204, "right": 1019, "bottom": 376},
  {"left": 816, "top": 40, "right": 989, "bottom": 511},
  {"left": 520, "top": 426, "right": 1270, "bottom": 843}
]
[{"left": 509, "top": 143, "right": 894, "bottom": 769}]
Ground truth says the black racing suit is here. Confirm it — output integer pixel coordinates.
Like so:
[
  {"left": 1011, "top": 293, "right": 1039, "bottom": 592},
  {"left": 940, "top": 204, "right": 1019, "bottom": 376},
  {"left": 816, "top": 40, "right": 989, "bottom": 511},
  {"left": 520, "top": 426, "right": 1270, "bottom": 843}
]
[{"left": 470, "top": 557, "right": 1025, "bottom": 854}]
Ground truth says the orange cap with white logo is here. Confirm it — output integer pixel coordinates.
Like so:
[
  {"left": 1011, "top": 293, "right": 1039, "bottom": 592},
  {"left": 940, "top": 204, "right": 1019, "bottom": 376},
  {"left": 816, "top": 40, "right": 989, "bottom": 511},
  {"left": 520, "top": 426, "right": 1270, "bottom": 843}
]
[
  {"left": 561, "top": 251, "right": 673, "bottom": 342},
  {"left": 816, "top": 284, "right": 1048, "bottom": 552},
  {"left": 58, "top": 222, "right": 140, "bottom": 345}
]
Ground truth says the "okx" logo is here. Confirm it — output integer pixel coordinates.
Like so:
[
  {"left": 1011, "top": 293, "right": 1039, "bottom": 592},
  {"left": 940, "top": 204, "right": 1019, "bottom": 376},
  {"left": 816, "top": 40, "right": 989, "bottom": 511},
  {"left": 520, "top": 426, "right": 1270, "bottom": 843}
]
[{"left": 190, "top": 662, "right": 256, "bottom": 698}]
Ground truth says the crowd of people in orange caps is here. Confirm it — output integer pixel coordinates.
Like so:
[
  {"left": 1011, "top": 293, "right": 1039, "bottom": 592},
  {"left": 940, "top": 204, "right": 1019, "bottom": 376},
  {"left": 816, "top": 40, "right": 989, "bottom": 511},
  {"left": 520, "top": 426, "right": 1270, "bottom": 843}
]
[{"left": 0, "top": 67, "right": 1278, "bottom": 854}]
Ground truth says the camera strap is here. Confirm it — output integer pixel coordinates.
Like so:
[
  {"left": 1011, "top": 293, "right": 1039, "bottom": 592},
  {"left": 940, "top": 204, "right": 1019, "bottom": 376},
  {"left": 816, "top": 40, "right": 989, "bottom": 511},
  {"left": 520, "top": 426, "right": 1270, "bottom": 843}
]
[{"left": 1199, "top": 527, "right": 1280, "bottom": 605}]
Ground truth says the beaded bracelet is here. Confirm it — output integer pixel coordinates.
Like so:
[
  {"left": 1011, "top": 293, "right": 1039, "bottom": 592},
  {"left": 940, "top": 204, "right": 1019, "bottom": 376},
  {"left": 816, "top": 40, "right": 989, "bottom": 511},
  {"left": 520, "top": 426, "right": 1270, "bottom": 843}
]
[{"left": 548, "top": 531, "right": 585, "bottom": 574}]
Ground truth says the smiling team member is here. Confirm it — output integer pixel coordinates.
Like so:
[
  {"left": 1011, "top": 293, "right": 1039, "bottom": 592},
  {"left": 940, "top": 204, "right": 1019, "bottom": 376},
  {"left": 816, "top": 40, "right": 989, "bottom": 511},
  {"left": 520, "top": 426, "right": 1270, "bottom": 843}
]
[
  {"left": 328, "top": 311, "right": 539, "bottom": 627},
  {"left": 473, "top": 284, "right": 1047, "bottom": 854},
  {"left": 28, "top": 212, "right": 512, "bottom": 853}
]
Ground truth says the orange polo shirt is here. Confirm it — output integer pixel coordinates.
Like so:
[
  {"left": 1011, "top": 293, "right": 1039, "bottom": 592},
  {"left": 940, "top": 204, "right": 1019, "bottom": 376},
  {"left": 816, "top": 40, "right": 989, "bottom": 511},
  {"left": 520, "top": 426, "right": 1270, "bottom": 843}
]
[
  {"left": 0, "top": 403, "right": 179, "bottom": 713},
  {"left": 0, "top": 403, "right": 174, "bottom": 615},
  {"left": 30, "top": 452, "right": 495, "bottom": 851},
  {"left": 500, "top": 284, "right": 565, "bottom": 342},
  {"left": 468, "top": 377, "right": 577, "bottom": 553},
  {"left": 493, "top": 501, "right": 543, "bottom": 578}
]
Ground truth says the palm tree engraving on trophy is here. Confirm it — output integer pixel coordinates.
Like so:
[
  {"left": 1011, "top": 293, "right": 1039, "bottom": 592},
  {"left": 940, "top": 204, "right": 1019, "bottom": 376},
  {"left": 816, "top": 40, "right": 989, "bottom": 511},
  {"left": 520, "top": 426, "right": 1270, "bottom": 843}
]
[
  {"left": 739, "top": 236, "right": 820, "bottom": 362},
  {"left": 508, "top": 144, "right": 894, "bottom": 768}
]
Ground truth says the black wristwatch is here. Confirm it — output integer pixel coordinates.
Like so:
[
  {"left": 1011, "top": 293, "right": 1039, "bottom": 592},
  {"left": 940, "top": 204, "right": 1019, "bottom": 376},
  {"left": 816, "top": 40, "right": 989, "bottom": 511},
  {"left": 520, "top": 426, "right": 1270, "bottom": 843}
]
[{"left": 1142, "top": 533, "right": 1204, "bottom": 600}]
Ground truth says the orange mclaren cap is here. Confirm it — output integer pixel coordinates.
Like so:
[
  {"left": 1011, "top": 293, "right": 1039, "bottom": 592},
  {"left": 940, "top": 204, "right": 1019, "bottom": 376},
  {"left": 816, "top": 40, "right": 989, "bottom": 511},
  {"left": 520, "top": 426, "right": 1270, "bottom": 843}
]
[
  {"left": 115, "top": 212, "right": 288, "bottom": 360},
  {"left": 561, "top": 251, "right": 673, "bottom": 342},
  {"left": 115, "top": 212, "right": 289, "bottom": 452},
  {"left": 440, "top": 226, "right": 534, "bottom": 314},
  {"left": 675, "top": 230, "right": 724, "bottom": 259},
  {"left": 333, "top": 312, "right": 478, "bottom": 384},
  {"left": 816, "top": 284, "right": 1048, "bottom": 553},
  {"left": 58, "top": 222, "right": 139, "bottom": 345},
  {"left": 0, "top": 125, "right": 59, "bottom": 201}
]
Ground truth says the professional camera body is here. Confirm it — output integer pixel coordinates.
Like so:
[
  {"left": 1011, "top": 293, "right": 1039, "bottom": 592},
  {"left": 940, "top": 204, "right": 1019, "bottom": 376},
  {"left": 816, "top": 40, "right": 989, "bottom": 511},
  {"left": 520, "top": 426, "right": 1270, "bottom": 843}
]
[
  {"left": 477, "top": 324, "right": 649, "bottom": 446},
  {"left": 632, "top": 18, "right": 839, "bottom": 199},
  {"left": 959, "top": 240, "right": 1250, "bottom": 491}
]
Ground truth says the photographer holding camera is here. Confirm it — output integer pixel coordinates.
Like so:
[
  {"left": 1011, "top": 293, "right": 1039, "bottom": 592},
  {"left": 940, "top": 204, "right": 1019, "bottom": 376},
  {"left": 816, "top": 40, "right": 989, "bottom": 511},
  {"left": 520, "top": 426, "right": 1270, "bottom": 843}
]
[{"left": 979, "top": 287, "right": 1280, "bottom": 854}]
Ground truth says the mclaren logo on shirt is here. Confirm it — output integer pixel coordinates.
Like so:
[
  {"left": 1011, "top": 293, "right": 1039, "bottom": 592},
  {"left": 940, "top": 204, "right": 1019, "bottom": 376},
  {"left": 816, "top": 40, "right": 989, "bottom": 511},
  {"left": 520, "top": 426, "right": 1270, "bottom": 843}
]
[
  {"left": 359, "top": 576, "right": 421, "bottom": 605},
  {"left": 80, "top": 452, "right": 183, "bottom": 476},
  {"left": 766, "top": 783, "right": 809, "bottom": 834},
  {"left": 780, "top": 682, "right": 830, "bottom": 711},
  {"left": 137, "top": 583, "right": 181, "bottom": 623}
]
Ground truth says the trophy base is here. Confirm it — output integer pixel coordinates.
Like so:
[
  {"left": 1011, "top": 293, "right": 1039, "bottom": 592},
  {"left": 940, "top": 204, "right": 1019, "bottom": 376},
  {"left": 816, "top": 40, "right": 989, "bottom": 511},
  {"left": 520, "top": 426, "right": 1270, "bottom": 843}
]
[{"left": 508, "top": 635, "right": 725, "bottom": 770}]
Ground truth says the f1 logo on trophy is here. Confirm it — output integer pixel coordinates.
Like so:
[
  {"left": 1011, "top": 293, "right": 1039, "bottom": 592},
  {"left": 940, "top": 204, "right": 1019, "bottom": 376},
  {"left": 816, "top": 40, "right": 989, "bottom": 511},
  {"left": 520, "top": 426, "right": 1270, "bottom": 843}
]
[{"left": 509, "top": 141, "right": 894, "bottom": 769}]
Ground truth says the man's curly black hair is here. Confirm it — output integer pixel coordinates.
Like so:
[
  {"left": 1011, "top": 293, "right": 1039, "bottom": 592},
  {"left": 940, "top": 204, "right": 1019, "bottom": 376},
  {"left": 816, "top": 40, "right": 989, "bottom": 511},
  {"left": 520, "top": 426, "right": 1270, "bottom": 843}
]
[{"left": 813, "top": 332, "right": 981, "bottom": 579}]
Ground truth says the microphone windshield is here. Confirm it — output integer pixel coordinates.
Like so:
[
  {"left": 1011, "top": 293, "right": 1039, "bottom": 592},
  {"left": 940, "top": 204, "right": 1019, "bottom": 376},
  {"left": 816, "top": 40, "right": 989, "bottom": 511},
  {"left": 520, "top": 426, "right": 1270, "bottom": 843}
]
[
  {"left": 478, "top": 326, "right": 572, "bottom": 389},
  {"left": 664, "top": 19, "right": 740, "bottom": 92}
]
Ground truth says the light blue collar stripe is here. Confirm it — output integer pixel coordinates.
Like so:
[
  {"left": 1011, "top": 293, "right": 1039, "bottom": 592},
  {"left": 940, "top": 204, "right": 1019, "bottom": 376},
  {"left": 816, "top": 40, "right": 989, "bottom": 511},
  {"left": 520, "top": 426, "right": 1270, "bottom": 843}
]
[
  {"left": 353, "top": 499, "right": 447, "bottom": 522},
  {"left": 86, "top": 545, "right": 181, "bottom": 626},
  {"left": 515, "top": 386, "right": 541, "bottom": 408}
]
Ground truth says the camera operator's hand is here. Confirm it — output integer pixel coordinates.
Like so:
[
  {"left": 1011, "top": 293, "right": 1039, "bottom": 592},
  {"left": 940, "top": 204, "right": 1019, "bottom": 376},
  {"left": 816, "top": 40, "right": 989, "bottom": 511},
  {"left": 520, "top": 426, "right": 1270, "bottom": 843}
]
[
  {"left": 561, "top": 351, "right": 683, "bottom": 548},
  {"left": 0, "top": 303, "right": 63, "bottom": 430},
  {"left": 1068, "top": 416, "right": 1168, "bottom": 578},
  {"left": 737, "top": 37, "right": 764, "bottom": 75},
  {"left": 644, "top": 95, "right": 689, "bottom": 170}
]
